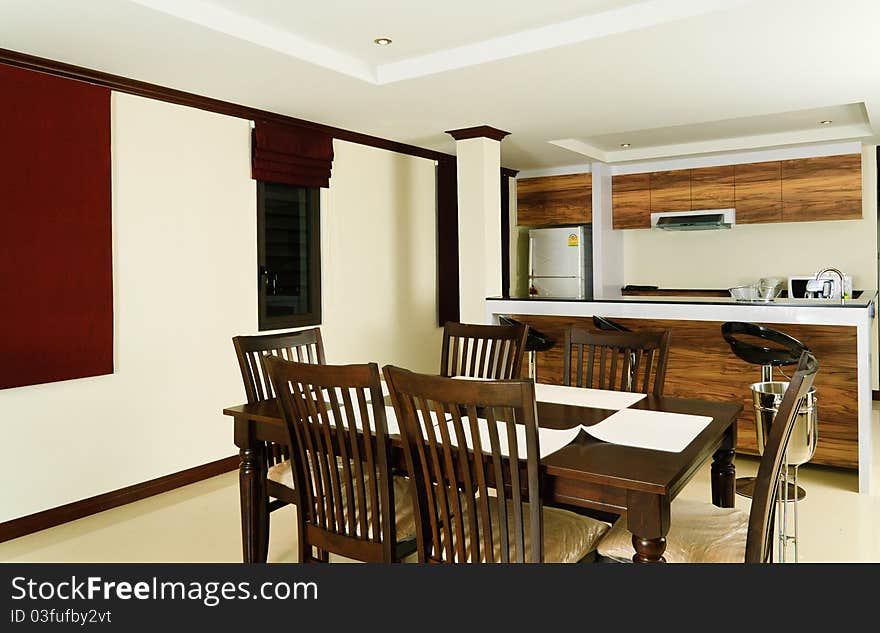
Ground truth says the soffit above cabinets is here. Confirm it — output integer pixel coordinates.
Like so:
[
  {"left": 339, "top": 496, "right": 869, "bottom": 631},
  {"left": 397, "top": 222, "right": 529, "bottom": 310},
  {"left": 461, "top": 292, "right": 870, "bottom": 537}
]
[{"left": 551, "top": 103, "right": 873, "bottom": 164}]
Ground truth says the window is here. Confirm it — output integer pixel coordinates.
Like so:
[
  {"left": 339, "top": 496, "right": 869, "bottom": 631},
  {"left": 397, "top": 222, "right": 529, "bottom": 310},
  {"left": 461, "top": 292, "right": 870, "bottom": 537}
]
[{"left": 257, "top": 182, "right": 321, "bottom": 330}]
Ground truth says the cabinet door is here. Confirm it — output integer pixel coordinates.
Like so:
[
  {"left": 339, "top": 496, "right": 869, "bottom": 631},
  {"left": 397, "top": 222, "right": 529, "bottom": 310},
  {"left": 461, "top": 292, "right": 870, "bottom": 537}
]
[
  {"left": 781, "top": 154, "right": 862, "bottom": 222},
  {"left": 516, "top": 173, "right": 591, "bottom": 226},
  {"left": 612, "top": 173, "right": 651, "bottom": 229},
  {"left": 650, "top": 169, "right": 691, "bottom": 213},
  {"left": 734, "top": 161, "right": 782, "bottom": 224},
  {"left": 691, "top": 165, "right": 734, "bottom": 209}
]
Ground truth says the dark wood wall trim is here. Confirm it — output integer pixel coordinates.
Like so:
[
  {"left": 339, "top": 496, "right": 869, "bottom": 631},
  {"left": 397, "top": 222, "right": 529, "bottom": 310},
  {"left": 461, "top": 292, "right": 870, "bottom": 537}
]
[
  {"left": 436, "top": 158, "right": 460, "bottom": 325},
  {"left": 501, "top": 173, "right": 511, "bottom": 298},
  {"left": 0, "top": 47, "right": 453, "bottom": 163},
  {"left": 0, "top": 455, "right": 239, "bottom": 543},
  {"left": 446, "top": 125, "right": 511, "bottom": 142},
  {"left": 873, "top": 390, "right": 879, "bottom": 402},
  {"left": 501, "top": 167, "right": 520, "bottom": 178}
]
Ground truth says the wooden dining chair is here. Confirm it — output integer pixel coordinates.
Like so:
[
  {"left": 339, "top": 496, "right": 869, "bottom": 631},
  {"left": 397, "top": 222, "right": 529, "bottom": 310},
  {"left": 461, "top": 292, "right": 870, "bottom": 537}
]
[
  {"left": 232, "top": 328, "right": 326, "bottom": 504},
  {"left": 231, "top": 328, "right": 326, "bottom": 561},
  {"left": 265, "top": 357, "right": 417, "bottom": 563},
  {"left": 597, "top": 351, "right": 819, "bottom": 563},
  {"left": 563, "top": 327, "right": 671, "bottom": 396},
  {"left": 383, "top": 365, "right": 609, "bottom": 563},
  {"left": 440, "top": 321, "right": 528, "bottom": 379}
]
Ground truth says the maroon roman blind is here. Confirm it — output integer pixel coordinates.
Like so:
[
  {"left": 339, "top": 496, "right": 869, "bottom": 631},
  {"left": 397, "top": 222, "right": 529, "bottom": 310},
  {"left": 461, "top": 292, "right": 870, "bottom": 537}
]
[
  {"left": 251, "top": 121, "right": 334, "bottom": 187},
  {"left": 0, "top": 63, "right": 112, "bottom": 390}
]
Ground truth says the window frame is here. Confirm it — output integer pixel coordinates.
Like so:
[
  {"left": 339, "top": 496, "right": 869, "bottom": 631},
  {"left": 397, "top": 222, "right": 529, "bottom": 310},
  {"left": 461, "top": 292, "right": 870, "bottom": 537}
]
[{"left": 256, "top": 181, "right": 322, "bottom": 331}]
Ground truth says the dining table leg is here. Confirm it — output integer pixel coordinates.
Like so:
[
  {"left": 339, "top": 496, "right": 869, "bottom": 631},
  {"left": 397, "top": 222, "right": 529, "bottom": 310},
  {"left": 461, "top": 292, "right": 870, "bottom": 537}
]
[
  {"left": 236, "top": 420, "right": 269, "bottom": 563},
  {"left": 711, "top": 421, "right": 737, "bottom": 508},
  {"left": 711, "top": 448, "right": 736, "bottom": 508},
  {"left": 627, "top": 490, "right": 670, "bottom": 563}
]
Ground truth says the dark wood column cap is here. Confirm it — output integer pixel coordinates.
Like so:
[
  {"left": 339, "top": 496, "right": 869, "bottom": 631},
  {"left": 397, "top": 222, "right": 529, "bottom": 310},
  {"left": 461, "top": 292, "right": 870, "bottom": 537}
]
[{"left": 445, "top": 125, "right": 510, "bottom": 142}]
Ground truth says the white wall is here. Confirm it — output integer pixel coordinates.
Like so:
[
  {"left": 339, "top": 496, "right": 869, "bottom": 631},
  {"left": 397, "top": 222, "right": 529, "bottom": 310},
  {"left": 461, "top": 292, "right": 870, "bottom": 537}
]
[
  {"left": 0, "top": 95, "right": 440, "bottom": 522},
  {"left": 319, "top": 141, "right": 441, "bottom": 371}
]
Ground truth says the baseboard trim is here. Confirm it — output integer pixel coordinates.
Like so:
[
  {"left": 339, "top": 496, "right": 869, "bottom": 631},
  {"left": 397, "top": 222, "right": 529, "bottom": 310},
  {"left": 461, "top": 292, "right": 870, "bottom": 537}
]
[{"left": 0, "top": 455, "right": 239, "bottom": 544}]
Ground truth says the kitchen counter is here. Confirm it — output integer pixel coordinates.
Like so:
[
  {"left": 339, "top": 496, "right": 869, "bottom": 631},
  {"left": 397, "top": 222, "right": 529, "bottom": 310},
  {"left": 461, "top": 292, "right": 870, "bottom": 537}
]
[
  {"left": 490, "top": 292, "right": 877, "bottom": 309},
  {"left": 486, "top": 293, "right": 876, "bottom": 494}
]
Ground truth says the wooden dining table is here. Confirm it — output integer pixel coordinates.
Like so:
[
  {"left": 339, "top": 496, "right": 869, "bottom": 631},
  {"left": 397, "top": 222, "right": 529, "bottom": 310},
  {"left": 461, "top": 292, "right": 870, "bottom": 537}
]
[{"left": 222, "top": 393, "right": 741, "bottom": 563}]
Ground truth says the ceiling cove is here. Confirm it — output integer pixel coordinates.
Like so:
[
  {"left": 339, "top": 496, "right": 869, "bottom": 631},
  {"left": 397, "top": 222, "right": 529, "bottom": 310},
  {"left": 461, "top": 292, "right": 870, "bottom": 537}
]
[{"left": 128, "top": 0, "right": 757, "bottom": 84}]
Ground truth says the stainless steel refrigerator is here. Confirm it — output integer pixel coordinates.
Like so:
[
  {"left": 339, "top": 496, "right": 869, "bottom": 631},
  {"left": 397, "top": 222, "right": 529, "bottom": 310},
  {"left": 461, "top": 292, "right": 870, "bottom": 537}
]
[{"left": 528, "top": 226, "right": 593, "bottom": 299}]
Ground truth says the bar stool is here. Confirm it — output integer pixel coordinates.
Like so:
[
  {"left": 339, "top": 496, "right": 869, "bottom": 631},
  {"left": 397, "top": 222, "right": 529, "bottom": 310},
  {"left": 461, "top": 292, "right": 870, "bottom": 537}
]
[
  {"left": 593, "top": 316, "right": 640, "bottom": 391},
  {"left": 592, "top": 315, "right": 630, "bottom": 333},
  {"left": 498, "top": 316, "right": 554, "bottom": 379},
  {"left": 721, "top": 321, "right": 818, "bottom": 562}
]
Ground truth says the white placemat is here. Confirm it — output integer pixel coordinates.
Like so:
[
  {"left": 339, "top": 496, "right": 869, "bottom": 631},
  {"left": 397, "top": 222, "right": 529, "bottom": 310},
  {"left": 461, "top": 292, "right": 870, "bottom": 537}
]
[
  {"left": 443, "top": 417, "right": 581, "bottom": 459},
  {"left": 581, "top": 408, "right": 712, "bottom": 453},
  {"left": 311, "top": 404, "right": 448, "bottom": 438},
  {"left": 535, "top": 383, "right": 646, "bottom": 410}
]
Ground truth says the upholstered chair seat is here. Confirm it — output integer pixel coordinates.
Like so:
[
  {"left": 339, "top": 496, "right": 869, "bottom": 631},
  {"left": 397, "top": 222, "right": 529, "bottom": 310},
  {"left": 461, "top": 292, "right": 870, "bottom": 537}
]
[
  {"left": 459, "top": 500, "right": 609, "bottom": 563},
  {"left": 268, "top": 460, "right": 416, "bottom": 540},
  {"left": 597, "top": 498, "right": 750, "bottom": 563}
]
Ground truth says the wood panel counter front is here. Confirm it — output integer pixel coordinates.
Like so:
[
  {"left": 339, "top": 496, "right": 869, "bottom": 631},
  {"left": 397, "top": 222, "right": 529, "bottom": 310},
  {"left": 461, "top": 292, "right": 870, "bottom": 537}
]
[{"left": 510, "top": 314, "right": 858, "bottom": 469}]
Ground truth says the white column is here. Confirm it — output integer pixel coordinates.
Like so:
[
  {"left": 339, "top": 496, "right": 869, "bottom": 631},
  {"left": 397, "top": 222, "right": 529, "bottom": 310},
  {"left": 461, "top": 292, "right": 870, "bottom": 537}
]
[
  {"left": 590, "top": 162, "right": 624, "bottom": 299},
  {"left": 452, "top": 133, "right": 505, "bottom": 323}
]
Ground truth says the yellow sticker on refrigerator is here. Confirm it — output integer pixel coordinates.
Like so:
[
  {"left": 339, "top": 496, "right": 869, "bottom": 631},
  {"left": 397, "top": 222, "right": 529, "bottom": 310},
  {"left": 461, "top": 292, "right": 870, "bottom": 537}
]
[{"left": 567, "top": 233, "right": 579, "bottom": 246}]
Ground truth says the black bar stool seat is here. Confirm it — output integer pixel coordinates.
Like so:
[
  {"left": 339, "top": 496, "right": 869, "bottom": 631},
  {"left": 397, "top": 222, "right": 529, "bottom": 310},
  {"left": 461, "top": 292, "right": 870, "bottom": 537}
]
[
  {"left": 498, "top": 316, "right": 554, "bottom": 377},
  {"left": 592, "top": 315, "right": 631, "bottom": 332}
]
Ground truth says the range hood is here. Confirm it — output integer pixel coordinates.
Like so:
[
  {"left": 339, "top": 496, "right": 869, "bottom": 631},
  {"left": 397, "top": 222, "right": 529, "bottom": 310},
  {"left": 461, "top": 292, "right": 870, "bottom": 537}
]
[{"left": 651, "top": 208, "right": 735, "bottom": 231}]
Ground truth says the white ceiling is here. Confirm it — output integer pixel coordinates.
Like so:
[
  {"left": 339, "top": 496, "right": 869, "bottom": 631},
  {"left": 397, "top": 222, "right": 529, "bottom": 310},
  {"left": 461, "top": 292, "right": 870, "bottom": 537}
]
[
  {"left": 204, "top": 0, "right": 644, "bottom": 66},
  {"left": 2, "top": 0, "right": 879, "bottom": 170}
]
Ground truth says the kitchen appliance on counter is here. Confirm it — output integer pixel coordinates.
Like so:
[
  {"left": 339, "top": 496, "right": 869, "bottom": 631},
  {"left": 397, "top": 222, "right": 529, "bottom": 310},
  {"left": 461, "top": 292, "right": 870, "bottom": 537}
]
[
  {"left": 789, "top": 271, "right": 852, "bottom": 299},
  {"left": 528, "top": 226, "right": 592, "bottom": 299}
]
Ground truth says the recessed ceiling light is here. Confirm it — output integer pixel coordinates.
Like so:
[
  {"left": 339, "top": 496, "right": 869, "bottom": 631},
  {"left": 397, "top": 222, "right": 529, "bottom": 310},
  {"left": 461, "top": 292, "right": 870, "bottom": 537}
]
[
  {"left": 374, "top": 37, "right": 392, "bottom": 46},
  {"left": 620, "top": 143, "right": 631, "bottom": 148},
  {"left": 819, "top": 120, "right": 833, "bottom": 125}
]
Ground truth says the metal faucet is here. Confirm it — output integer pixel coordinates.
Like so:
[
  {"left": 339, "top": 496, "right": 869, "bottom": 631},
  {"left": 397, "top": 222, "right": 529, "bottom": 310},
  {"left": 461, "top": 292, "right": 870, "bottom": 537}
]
[{"left": 815, "top": 267, "right": 846, "bottom": 304}]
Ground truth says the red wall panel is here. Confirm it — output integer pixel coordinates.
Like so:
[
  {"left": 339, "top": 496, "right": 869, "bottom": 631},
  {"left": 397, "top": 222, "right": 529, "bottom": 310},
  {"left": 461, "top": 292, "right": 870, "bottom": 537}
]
[{"left": 0, "top": 64, "right": 112, "bottom": 389}]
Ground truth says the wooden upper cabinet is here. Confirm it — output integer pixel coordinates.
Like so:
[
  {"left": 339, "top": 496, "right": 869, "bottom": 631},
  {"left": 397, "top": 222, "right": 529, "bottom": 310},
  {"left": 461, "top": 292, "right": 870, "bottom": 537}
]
[
  {"left": 650, "top": 169, "right": 691, "bottom": 213},
  {"left": 734, "top": 161, "right": 782, "bottom": 224},
  {"left": 691, "top": 165, "right": 734, "bottom": 209},
  {"left": 612, "top": 173, "right": 651, "bottom": 229},
  {"left": 516, "top": 173, "right": 591, "bottom": 226},
  {"left": 781, "top": 154, "right": 862, "bottom": 222}
]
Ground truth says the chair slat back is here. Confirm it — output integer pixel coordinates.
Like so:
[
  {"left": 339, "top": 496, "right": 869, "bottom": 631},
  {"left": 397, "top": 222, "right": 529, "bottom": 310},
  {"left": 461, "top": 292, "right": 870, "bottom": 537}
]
[
  {"left": 745, "top": 351, "right": 818, "bottom": 563},
  {"left": 384, "top": 366, "right": 542, "bottom": 563},
  {"left": 440, "top": 322, "right": 528, "bottom": 380},
  {"left": 233, "top": 328, "right": 326, "bottom": 469},
  {"left": 266, "top": 358, "right": 397, "bottom": 563},
  {"left": 563, "top": 328, "right": 671, "bottom": 396},
  {"left": 233, "top": 328, "right": 326, "bottom": 402}
]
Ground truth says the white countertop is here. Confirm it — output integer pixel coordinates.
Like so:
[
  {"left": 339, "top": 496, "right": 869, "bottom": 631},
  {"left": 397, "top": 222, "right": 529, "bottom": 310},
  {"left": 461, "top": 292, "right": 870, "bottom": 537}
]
[{"left": 488, "top": 291, "right": 877, "bottom": 310}]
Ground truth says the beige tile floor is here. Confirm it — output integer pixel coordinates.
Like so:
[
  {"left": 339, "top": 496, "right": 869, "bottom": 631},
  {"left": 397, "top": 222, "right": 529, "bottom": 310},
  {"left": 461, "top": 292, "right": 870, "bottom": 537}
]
[{"left": 3, "top": 407, "right": 880, "bottom": 563}]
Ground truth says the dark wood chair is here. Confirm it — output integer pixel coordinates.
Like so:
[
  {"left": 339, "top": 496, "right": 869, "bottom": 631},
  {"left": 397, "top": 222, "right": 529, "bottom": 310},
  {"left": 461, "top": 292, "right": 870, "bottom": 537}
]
[
  {"left": 265, "top": 357, "right": 417, "bottom": 563},
  {"left": 383, "top": 366, "right": 609, "bottom": 563},
  {"left": 597, "top": 351, "right": 819, "bottom": 563},
  {"left": 231, "top": 328, "right": 326, "bottom": 549},
  {"left": 440, "top": 321, "right": 528, "bottom": 379},
  {"left": 562, "top": 327, "right": 671, "bottom": 396}
]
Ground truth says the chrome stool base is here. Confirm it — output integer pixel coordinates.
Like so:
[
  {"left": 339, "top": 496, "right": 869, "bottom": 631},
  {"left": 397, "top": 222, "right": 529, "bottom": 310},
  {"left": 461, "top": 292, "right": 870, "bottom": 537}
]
[{"left": 736, "top": 476, "right": 806, "bottom": 501}]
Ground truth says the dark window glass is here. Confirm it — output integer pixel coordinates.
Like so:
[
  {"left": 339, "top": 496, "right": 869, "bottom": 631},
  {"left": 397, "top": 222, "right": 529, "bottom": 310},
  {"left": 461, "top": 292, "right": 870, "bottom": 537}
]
[{"left": 257, "top": 182, "right": 321, "bottom": 330}]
